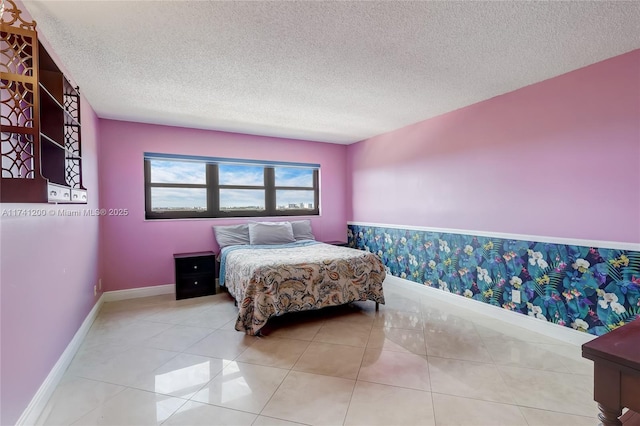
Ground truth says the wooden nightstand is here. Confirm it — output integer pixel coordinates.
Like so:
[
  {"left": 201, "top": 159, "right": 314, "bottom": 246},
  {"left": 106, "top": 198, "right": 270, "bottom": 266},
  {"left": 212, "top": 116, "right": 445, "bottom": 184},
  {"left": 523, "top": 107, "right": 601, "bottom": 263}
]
[
  {"left": 174, "top": 251, "right": 216, "bottom": 300},
  {"left": 324, "top": 241, "right": 349, "bottom": 247}
]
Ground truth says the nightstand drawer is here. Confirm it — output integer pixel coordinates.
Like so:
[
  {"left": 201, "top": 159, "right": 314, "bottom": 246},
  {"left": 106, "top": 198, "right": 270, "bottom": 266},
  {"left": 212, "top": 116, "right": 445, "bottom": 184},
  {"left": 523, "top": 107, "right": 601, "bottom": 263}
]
[
  {"left": 176, "top": 274, "right": 214, "bottom": 300},
  {"left": 175, "top": 254, "right": 215, "bottom": 276}
]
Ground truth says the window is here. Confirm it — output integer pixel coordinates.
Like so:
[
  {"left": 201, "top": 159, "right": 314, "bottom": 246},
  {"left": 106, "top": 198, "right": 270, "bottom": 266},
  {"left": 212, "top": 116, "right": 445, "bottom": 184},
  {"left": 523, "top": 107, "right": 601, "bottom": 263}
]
[{"left": 144, "top": 153, "right": 319, "bottom": 219}]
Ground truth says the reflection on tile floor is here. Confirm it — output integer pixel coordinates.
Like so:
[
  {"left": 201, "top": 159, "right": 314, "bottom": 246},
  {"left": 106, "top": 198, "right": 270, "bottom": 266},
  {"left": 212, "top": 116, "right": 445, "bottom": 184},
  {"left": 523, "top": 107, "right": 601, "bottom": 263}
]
[{"left": 37, "top": 279, "right": 598, "bottom": 425}]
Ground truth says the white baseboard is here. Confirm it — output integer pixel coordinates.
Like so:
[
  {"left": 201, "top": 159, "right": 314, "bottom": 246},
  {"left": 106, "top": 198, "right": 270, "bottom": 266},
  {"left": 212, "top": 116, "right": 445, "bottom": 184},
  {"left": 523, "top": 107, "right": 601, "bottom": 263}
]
[
  {"left": 17, "top": 294, "right": 105, "bottom": 426},
  {"left": 386, "top": 275, "right": 596, "bottom": 346},
  {"left": 102, "top": 283, "right": 175, "bottom": 302},
  {"left": 18, "top": 284, "right": 177, "bottom": 424}
]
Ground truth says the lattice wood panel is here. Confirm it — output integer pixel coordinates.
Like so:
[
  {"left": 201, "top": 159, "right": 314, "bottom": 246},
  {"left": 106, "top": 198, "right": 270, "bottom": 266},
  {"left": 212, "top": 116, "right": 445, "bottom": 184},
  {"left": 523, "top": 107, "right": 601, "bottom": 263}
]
[{"left": 1, "top": 0, "right": 40, "bottom": 183}]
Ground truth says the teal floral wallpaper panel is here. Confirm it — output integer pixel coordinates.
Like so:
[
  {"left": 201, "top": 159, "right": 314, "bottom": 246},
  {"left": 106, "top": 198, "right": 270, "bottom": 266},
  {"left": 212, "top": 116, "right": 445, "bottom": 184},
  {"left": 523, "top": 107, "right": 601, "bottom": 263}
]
[{"left": 347, "top": 224, "right": 640, "bottom": 336}]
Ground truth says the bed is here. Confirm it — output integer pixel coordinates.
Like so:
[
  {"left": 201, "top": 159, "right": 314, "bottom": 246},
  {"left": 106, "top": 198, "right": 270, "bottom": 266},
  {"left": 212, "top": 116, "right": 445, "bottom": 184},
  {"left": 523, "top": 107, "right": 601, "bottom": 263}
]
[{"left": 217, "top": 236, "right": 386, "bottom": 335}]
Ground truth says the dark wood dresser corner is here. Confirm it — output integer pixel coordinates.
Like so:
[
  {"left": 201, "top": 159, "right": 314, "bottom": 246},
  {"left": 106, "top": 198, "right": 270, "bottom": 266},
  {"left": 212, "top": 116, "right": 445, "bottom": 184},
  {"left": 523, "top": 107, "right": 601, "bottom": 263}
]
[{"left": 582, "top": 319, "right": 640, "bottom": 426}]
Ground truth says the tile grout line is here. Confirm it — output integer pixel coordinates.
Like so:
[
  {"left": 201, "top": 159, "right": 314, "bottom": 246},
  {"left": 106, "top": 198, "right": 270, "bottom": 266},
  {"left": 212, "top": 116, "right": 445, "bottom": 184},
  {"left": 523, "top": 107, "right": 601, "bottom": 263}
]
[
  {"left": 423, "top": 325, "right": 437, "bottom": 426},
  {"left": 256, "top": 367, "right": 295, "bottom": 420},
  {"left": 341, "top": 325, "right": 376, "bottom": 426}
]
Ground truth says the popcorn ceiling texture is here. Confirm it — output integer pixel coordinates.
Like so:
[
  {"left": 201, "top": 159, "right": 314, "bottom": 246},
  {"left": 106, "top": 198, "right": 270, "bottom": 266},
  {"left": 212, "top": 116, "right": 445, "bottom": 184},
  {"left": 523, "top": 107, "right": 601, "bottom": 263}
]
[{"left": 23, "top": 1, "right": 640, "bottom": 144}]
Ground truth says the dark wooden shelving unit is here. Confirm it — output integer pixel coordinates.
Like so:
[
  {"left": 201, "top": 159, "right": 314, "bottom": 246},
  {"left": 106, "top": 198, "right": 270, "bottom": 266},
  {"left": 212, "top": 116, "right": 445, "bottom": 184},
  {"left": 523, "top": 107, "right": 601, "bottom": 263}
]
[{"left": 1, "top": 0, "right": 87, "bottom": 203}]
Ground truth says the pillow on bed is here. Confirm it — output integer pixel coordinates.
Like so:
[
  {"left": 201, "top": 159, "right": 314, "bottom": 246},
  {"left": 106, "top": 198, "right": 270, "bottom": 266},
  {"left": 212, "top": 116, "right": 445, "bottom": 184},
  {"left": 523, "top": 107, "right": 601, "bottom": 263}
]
[
  {"left": 213, "top": 224, "right": 250, "bottom": 249},
  {"left": 291, "top": 220, "right": 315, "bottom": 241},
  {"left": 248, "top": 221, "right": 296, "bottom": 245}
]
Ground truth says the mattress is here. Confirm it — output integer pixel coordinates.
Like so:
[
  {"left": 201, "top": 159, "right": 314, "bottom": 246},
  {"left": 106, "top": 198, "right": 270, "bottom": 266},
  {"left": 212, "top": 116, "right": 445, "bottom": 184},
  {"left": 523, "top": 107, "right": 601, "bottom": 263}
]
[{"left": 220, "top": 241, "right": 386, "bottom": 334}]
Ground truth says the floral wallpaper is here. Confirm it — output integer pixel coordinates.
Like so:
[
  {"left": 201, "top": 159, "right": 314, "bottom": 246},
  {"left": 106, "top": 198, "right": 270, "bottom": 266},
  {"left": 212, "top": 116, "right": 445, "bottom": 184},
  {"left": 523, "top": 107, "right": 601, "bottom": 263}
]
[{"left": 348, "top": 224, "right": 640, "bottom": 336}]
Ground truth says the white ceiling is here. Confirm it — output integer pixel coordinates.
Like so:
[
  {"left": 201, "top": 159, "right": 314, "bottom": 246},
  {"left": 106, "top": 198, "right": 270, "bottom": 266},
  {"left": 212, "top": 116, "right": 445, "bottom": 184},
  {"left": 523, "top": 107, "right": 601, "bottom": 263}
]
[{"left": 22, "top": 1, "right": 640, "bottom": 145}]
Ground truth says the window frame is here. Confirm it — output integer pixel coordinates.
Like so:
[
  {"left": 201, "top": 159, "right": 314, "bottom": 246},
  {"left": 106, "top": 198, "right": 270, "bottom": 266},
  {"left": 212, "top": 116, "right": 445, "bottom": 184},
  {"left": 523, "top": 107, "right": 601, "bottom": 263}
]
[{"left": 144, "top": 154, "right": 320, "bottom": 220}]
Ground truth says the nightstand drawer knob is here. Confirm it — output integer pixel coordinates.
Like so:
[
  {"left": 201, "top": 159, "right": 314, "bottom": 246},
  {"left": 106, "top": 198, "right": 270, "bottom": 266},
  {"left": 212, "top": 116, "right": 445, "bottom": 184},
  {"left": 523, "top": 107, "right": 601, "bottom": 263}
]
[
  {"left": 193, "top": 265, "right": 198, "bottom": 269},
  {"left": 194, "top": 281, "right": 198, "bottom": 285}
]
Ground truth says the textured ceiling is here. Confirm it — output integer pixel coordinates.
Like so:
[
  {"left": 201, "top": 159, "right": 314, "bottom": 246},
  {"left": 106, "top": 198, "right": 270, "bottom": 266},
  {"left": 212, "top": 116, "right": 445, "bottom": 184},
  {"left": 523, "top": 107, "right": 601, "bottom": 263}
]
[{"left": 21, "top": 1, "right": 640, "bottom": 144}]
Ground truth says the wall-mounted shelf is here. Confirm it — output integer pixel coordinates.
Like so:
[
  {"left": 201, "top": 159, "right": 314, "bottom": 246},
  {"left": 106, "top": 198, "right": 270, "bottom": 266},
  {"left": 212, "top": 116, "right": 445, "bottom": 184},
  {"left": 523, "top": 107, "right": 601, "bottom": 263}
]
[{"left": 1, "top": 0, "right": 87, "bottom": 203}]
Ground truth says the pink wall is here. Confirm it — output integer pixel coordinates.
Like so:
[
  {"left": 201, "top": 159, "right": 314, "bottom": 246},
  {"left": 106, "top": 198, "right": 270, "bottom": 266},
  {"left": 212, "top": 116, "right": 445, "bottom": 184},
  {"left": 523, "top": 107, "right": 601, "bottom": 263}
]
[
  {"left": 347, "top": 50, "right": 640, "bottom": 244},
  {"left": 98, "top": 120, "right": 348, "bottom": 291},
  {"left": 0, "top": 4, "right": 101, "bottom": 421}
]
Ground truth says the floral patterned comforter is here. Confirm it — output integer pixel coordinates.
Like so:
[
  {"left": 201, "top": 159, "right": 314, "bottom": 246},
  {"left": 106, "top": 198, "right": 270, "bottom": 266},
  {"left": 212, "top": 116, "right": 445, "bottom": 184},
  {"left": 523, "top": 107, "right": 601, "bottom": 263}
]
[{"left": 220, "top": 241, "right": 386, "bottom": 335}]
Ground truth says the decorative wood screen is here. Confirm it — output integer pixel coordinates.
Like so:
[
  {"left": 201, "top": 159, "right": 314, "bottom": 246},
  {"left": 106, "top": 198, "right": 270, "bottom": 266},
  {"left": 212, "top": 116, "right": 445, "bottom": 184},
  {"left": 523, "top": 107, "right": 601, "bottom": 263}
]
[
  {"left": 1, "top": 0, "right": 40, "bottom": 179},
  {"left": 1, "top": 0, "right": 49, "bottom": 202}
]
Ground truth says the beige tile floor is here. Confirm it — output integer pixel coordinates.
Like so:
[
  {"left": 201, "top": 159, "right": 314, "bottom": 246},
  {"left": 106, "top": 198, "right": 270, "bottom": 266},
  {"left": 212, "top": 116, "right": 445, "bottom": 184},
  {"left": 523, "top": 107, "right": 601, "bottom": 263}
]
[{"left": 37, "top": 280, "right": 599, "bottom": 426}]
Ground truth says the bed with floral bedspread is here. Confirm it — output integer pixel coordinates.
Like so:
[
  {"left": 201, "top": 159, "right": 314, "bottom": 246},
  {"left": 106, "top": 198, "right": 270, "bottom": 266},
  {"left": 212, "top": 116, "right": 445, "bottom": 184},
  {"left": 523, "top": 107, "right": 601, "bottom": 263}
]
[{"left": 219, "top": 241, "right": 386, "bottom": 335}]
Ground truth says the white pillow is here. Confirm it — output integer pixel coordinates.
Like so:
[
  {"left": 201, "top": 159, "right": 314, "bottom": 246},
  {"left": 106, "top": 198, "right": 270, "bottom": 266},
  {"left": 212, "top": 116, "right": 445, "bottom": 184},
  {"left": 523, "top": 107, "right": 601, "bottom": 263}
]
[
  {"left": 213, "top": 224, "right": 250, "bottom": 248},
  {"left": 291, "top": 220, "right": 315, "bottom": 241},
  {"left": 248, "top": 222, "right": 295, "bottom": 245}
]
